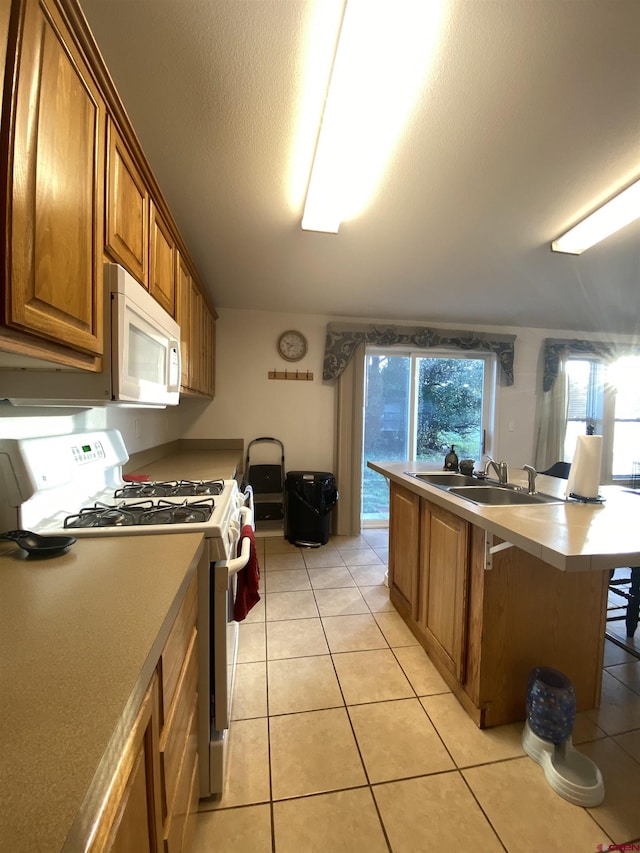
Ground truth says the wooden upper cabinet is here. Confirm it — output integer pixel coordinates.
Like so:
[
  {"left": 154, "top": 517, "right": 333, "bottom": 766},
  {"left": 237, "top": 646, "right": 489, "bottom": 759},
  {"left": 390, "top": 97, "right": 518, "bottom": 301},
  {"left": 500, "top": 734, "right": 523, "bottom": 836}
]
[
  {"left": 189, "top": 282, "right": 203, "bottom": 392},
  {"left": 6, "top": 0, "right": 105, "bottom": 358},
  {"left": 175, "top": 250, "right": 218, "bottom": 398},
  {"left": 0, "top": 0, "right": 10, "bottom": 123},
  {"left": 204, "top": 309, "right": 216, "bottom": 397},
  {"left": 149, "top": 201, "right": 175, "bottom": 316},
  {"left": 106, "top": 120, "right": 149, "bottom": 285},
  {"left": 175, "top": 252, "right": 193, "bottom": 389}
]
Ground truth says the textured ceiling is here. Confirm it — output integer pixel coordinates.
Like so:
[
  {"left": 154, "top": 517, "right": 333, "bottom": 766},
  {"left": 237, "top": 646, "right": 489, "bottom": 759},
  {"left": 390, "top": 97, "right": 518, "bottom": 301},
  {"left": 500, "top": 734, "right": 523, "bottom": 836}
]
[{"left": 79, "top": 0, "right": 640, "bottom": 334}]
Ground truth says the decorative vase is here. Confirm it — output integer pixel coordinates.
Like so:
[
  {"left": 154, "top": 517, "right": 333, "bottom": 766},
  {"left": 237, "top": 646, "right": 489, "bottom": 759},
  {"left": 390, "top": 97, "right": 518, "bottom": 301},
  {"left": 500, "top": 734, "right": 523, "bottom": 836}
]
[{"left": 526, "top": 666, "right": 576, "bottom": 745}]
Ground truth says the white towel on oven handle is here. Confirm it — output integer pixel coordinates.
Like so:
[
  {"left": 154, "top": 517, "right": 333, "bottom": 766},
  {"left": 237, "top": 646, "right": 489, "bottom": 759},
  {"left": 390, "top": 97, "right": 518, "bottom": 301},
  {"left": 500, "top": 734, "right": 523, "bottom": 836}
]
[{"left": 227, "top": 505, "right": 254, "bottom": 576}]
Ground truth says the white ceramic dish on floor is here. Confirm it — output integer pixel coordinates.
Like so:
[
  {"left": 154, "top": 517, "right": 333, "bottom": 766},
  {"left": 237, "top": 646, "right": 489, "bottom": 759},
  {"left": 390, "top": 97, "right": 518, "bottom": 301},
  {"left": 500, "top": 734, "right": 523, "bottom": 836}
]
[{"left": 522, "top": 720, "right": 604, "bottom": 807}]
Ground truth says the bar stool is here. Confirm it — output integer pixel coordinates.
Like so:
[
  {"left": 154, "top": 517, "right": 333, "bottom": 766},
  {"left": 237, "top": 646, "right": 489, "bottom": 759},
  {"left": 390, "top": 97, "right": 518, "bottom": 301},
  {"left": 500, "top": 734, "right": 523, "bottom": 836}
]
[
  {"left": 540, "top": 461, "right": 638, "bottom": 639},
  {"left": 608, "top": 567, "right": 640, "bottom": 639}
]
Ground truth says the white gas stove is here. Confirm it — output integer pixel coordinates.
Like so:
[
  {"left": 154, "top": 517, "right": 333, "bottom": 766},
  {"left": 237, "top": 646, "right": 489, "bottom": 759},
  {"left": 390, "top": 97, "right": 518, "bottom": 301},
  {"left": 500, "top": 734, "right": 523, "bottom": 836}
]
[
  {"left": 0, "top": 430, "right": 240, "bottom": 560},
  {"left": 0, "top": 429, "right": 253, "bottom": 799}
]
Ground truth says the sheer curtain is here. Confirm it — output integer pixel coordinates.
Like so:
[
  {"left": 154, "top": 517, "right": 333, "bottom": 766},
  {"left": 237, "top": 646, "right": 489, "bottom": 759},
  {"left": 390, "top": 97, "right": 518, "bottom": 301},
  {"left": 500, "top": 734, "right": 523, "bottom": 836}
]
[
  {"left": 332, "top": 343, "right": 365, "bottom": 536},
  {"left": 327, "top": 322, "right": 515, "bottom": 535},
  {"left": 534, "top": 349, "right": 568, "bottom": 471}
]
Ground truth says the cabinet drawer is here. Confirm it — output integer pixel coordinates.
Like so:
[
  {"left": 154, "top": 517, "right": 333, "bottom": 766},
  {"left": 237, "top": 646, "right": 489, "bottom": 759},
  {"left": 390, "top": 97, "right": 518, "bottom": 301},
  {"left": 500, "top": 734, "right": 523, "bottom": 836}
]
[
  {"left": 163, "top": 704, "right": 199, "bottom": 853},
  {"left": 161, "top": 574, "right": 197, "bottom": 718},
  {"left": 160, "top": 626, "right": 198, "bottom": 817}
]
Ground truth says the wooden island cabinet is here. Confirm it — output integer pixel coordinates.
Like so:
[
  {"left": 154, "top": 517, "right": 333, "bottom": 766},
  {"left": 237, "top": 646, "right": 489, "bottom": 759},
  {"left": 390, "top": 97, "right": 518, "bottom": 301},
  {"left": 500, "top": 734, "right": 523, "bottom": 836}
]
[
  {"left": 388, "top": 481, "right": 420, "bottom": 617},
  {"left": 384, "top": 476, "right": 611, "bottom": 729},
  {"left": 418, "top": 501, "right": 470, "bottom": 683}
]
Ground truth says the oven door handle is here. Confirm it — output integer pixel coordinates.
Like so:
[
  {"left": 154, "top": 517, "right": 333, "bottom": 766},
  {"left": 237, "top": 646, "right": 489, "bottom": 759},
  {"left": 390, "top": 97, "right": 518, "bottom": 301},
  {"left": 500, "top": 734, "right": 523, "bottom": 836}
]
[
  {"left": 229, "top": 505, "right": 253, "bottom": 538},
  {"left": 227, "top": 536, "right": 251, "bottom": 577},
  {"left": 226, "top": 505, "right": 254, "bottom": 576}
]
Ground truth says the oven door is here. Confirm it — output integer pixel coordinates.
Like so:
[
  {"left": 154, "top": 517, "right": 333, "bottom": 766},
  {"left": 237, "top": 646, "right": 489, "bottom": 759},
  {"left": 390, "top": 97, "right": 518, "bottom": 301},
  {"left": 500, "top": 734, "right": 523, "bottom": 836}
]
[
  {"left": 198, "top": 503, "right": 254, "bottom": 797},
  {"left": 212, "top": 560, "right": 239, "bottom": 731}
]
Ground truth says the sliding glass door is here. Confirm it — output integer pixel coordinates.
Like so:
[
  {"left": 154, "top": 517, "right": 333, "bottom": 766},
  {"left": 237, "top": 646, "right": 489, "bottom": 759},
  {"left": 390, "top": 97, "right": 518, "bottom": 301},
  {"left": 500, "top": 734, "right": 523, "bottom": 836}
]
[{"left": 362, "top": 349, "right": 494, "bottom": 522}]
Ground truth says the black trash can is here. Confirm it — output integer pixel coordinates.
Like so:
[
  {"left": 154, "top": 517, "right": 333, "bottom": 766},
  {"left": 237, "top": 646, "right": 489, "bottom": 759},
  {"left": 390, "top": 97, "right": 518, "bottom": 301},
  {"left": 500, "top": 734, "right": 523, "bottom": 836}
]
[{"left": 285, "top": 471, "right": 338, "bottom": 547}]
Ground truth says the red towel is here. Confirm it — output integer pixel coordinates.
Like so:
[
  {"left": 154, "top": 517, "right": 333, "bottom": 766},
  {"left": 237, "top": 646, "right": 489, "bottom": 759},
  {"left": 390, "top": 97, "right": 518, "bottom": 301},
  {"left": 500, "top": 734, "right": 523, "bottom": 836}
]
[{"left": 233, "top": 524, "right": 261, "bottom": 621}]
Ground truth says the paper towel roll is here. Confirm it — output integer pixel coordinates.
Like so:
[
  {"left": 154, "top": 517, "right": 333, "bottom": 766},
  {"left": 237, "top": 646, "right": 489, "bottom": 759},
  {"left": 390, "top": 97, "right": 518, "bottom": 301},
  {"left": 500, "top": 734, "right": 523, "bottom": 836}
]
[{"left": 565, "top": 435, "right": 602, "bottom": 499}]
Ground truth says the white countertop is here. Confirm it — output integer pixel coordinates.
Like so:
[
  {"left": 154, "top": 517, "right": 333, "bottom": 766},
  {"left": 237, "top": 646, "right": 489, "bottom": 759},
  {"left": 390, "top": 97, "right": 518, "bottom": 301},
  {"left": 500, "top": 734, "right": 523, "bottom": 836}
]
[{"left": 368, "top": 460, "right": 640, "bottom": 571}]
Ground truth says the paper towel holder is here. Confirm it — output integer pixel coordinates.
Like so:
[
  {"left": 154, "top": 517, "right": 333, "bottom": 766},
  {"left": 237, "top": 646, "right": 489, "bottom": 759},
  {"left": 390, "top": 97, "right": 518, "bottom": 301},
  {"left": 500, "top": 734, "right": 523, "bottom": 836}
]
[{"left": 567, "top": 492, "right": 605, "bottom": 504}]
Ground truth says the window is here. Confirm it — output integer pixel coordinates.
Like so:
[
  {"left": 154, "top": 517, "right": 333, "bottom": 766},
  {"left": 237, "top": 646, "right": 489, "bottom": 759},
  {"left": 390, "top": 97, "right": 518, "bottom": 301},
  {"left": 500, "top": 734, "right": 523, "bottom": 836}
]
[
  {"left": 362, "top": 349, "right": 495, "bottom": 521},
  {"left": 565, "top": 356, "right": 640, "bottom": 480}
]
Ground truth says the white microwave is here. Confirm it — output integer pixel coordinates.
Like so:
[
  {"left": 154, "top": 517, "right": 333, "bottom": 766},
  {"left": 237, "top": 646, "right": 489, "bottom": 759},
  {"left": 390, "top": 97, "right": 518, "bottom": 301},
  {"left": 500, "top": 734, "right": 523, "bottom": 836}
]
[
  {"left": 110, "top": 264, "right": 181, "bottom": 406},
  {"left": 0, "top": 264, "right": 181, "bottom": 408}
]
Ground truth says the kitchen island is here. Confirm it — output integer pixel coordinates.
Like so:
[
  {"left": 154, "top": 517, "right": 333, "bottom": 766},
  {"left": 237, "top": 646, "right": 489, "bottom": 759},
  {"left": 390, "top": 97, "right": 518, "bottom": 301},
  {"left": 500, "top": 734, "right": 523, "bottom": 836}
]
[
  {"left": 0, "top": 532, "right": 205, "bottom": 853},
  {"left": 368, "top": 461, "right": 640, "bottom": 728}
]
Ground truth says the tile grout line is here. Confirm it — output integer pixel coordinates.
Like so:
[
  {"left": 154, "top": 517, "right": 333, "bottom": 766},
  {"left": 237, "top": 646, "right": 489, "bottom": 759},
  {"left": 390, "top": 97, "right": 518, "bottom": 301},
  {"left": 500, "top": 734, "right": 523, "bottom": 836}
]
[{"left": 228, "top": 539, "right": 640, "bottom": 849}]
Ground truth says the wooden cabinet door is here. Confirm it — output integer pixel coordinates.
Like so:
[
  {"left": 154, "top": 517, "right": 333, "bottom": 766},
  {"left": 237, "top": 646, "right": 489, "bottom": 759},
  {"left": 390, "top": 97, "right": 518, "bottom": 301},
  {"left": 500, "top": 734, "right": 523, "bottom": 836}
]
[
  {"left": 149, "top": 202, "right": 175, "bottom": 316},
  {"left": 106, "top": 120, "right": 149, "bottom": 285},
  {"left": 389, "top": 483, "right": 419, "bottom": 618},
  {"left": 0, "top": 0, "right": 11, "bottom": 123},
  {"left": 109, "top": 744, "right": 153, "bottom": 853},
  {"left": 175, "top": 253, "right": 193, "bottom": 389},
  {"left": 91, "top": 674, "right": 163, "bottom": 853},
  {"left": 205, "top": 309, "right": 216, "bottom": 397},
  {"left": 419, "top": 502, "right": 469, "bottom": 680},
  {"left": 201, "top": 304, "right": 215, "bottom": 397},
  {"left": 176, "top": 259, "right": 215, "bottom": 397},
  {"left": 189, "top": 281, "right": 203, "bottom": 392},
  {"left": 7, "top": 0, "right": 105, "bottom": 357}
]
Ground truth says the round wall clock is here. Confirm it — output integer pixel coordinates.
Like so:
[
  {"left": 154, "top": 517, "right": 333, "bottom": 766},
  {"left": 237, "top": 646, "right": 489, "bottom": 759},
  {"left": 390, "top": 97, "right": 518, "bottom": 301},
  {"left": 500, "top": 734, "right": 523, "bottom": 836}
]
[{"left": 277, "top": 330, "right": 308, "bottom": 362}]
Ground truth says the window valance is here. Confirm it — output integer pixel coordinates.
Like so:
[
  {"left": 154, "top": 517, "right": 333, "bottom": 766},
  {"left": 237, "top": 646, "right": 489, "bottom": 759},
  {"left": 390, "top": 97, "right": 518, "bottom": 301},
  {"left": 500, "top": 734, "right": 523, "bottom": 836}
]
[
  {"left": 323, "top": 322, "right": 516, "bottom": 385},
  {"left": 542, "top": 338, "right": 640, "bottom": 392}
]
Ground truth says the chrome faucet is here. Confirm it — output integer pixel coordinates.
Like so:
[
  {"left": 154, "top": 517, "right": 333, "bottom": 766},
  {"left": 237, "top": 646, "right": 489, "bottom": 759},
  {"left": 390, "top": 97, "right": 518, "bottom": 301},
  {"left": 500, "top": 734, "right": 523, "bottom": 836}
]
[
  {"left": 523, "top": 464, "right": 537, "bottom": 494},
  {"left": 483, "top": 455, "right": 509, "bottom": 485}
]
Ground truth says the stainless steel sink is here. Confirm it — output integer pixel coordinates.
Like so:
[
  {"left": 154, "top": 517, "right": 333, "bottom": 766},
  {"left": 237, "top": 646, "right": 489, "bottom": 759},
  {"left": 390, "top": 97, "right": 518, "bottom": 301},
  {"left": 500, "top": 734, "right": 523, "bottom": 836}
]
[
  {"left": 447, "top": 486, "right": 562, "bottom": 506},
  {"left": 405, "top": 472, "right": 480, "bottom": 486}
]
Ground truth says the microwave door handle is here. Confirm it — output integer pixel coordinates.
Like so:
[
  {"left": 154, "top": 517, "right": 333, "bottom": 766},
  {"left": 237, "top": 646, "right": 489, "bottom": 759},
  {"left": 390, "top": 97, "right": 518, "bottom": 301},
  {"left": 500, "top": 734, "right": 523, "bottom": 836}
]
[{"left": 167, "top": 339, "right": 181, "bottom": 393}]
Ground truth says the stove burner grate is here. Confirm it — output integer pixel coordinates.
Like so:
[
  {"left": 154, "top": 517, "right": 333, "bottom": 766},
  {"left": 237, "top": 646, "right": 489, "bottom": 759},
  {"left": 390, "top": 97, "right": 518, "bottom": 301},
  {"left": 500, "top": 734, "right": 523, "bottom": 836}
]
[
  {"left": 139, "top": 499, "right": 215, "bottom": 525},
  {"left": 64, "top": 501, "right": 155, "bottom": 529},
  {"left": 114, "top": 479, "right": 224, "bottom": 499}
]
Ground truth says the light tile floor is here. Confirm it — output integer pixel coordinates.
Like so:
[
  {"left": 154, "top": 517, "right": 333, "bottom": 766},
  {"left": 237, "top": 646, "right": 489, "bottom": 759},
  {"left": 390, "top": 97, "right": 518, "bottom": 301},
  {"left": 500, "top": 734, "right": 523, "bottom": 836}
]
[{"left": 195, "top": 531, "right": 640, "bottom": 853}]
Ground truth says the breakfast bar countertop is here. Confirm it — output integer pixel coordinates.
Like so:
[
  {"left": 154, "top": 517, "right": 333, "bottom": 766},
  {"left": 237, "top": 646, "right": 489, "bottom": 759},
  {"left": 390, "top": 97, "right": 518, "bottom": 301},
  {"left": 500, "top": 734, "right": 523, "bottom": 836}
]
[
  {"left": 0, "top": 532, "right": 204, "bottom": 853},
  {"left": 368, "top": 460, "right": 640, "bottom": 572}
]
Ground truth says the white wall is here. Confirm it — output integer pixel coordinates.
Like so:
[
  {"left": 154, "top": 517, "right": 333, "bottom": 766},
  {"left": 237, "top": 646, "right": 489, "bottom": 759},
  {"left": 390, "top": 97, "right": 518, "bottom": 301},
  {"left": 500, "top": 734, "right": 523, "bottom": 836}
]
[
  {"left": 178, "top": 308, "right": 622, "bottom": 473},
  {"left": 179, "top": 308, "right": 336, "bottom": 473},
  {"left": 2, "top": 310, "right": 636, "bottom": 477}
]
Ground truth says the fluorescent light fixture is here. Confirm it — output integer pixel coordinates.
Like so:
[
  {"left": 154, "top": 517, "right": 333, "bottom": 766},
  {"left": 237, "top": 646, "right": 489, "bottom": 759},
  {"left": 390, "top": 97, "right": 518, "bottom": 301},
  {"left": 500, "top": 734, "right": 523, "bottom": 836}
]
[
  {"left": 551, "top": 178, "right": 640, "bottom": 255},
  {"left": 301, "top": 0, "right": 444, "bottom": 233}
]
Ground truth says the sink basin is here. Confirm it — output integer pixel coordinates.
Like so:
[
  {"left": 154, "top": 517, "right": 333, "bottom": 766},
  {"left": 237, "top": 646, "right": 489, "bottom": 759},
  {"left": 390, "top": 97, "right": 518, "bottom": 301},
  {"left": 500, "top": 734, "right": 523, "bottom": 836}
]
[
  {"left": 447, "top": 486, "right": 563, "bottom": 506},
  {"left": 405, "top": 472, "right": 480, "bottom": 487}
]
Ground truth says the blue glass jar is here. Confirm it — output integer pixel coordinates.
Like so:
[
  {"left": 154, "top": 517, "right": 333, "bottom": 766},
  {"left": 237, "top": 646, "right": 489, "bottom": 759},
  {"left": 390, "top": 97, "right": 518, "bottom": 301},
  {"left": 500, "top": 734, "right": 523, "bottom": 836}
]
[{"left": 526, "top": 666, "right": 576, "bottom": 745}]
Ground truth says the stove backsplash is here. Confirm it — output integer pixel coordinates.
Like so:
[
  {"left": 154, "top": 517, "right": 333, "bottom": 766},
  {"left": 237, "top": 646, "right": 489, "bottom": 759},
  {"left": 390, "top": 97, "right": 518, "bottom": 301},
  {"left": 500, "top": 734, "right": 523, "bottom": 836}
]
[
  {"left": 0, "top": 403, "right": 182, "bottom": 454},
  {"left": 0, "top": 501, "right": 18, "bottom": 534}
]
